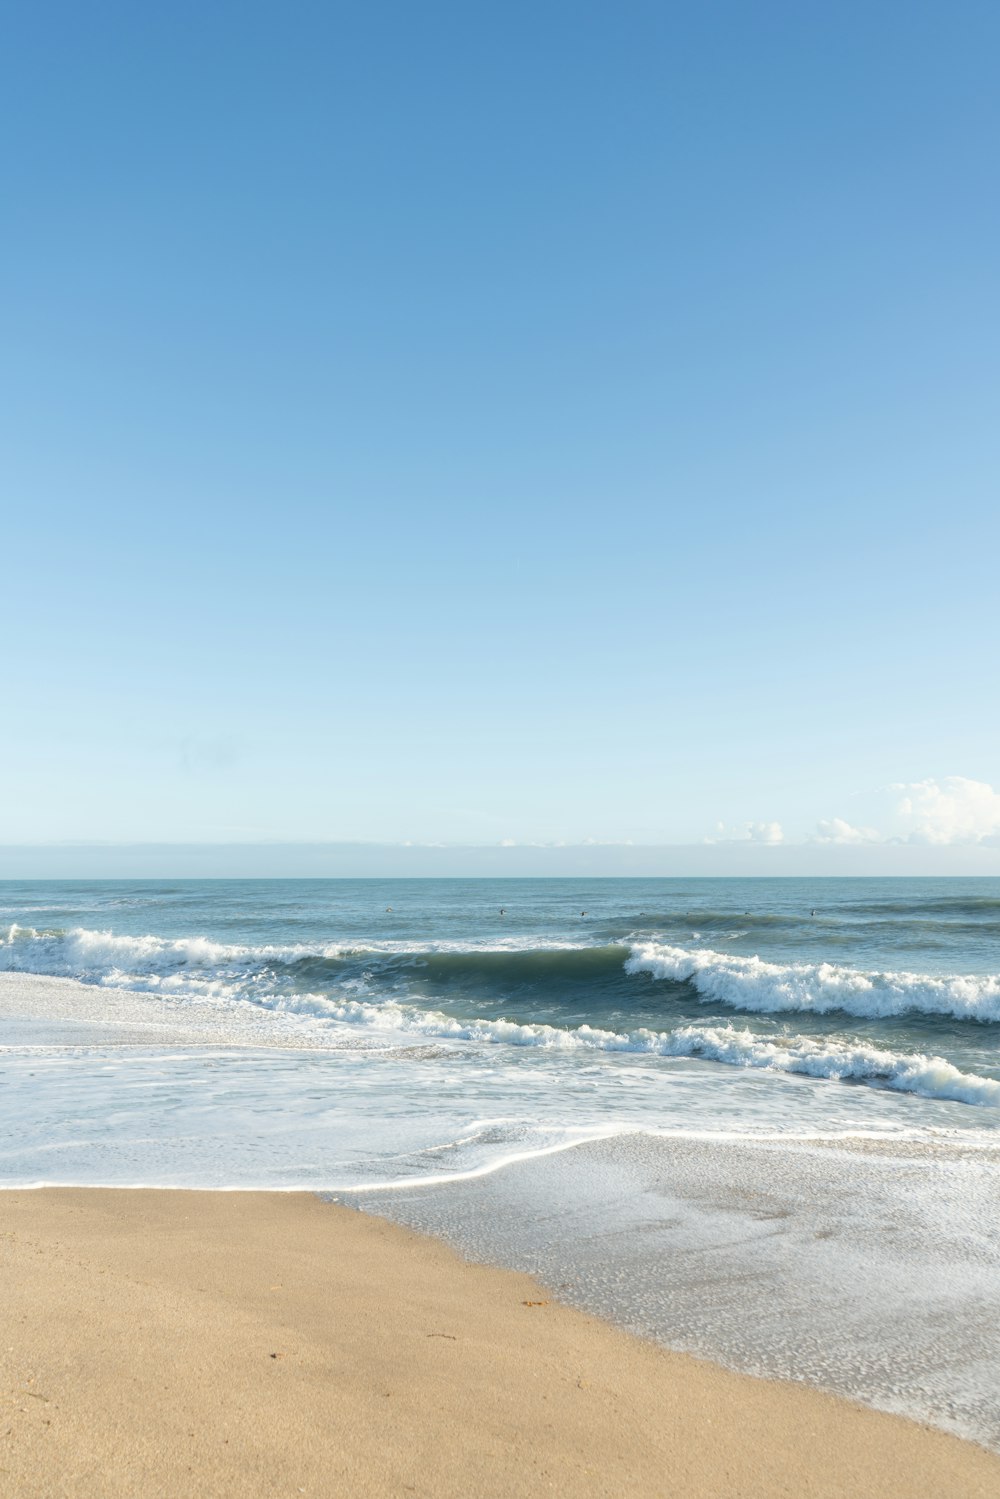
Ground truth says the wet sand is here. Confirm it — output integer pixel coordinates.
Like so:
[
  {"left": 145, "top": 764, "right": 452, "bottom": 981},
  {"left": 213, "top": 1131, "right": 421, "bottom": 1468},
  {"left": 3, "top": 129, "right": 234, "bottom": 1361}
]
[{"left": 3, "top": 1188, "right": 999, "bottom": 1498}]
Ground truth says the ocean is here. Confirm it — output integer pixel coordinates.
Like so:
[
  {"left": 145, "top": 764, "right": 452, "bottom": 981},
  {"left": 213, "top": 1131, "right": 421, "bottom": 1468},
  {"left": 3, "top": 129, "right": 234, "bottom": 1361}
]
[{"left": 3, "top": 877, "right": 1000, "bottom": 1444}]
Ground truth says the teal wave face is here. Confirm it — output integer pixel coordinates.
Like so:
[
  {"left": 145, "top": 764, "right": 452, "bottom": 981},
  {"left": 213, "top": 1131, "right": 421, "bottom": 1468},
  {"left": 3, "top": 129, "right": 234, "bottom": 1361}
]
[{"left": 2, "top": 877, "right": 999, "bottom": 1110}]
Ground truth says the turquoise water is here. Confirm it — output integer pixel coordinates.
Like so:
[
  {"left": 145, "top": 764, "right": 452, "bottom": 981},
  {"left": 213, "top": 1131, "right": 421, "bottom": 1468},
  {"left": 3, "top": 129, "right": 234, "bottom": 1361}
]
[{"left": 2, "top": 877, "right": 999, "bottom": 1190}]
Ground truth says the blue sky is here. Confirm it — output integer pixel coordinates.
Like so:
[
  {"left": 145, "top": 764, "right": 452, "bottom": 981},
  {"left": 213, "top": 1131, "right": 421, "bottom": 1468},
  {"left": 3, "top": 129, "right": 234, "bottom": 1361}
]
[{"left": 3, "top": 2, "right": 999, "bottom": 870}]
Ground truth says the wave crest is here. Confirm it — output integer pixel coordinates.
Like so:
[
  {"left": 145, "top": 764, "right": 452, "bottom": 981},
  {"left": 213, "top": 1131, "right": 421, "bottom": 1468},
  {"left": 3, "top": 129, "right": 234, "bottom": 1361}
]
[
  {"left": 626, "top": 942, "right": 1000, "bottom": 1023},
  {"left": 3, "top": 926, "right": 1000, "bottom": 1108}
]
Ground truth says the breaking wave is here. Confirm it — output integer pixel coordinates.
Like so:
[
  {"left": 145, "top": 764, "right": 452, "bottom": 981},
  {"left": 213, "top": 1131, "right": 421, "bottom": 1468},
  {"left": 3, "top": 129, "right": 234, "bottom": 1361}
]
[
  {"left": 3, "top": 924, "right": 1000, "bottom": 1110},
  {"left": 0, "top": 924, "right": 588, "bottom": 988},
  {"left": 627, "top": 942, "right": 1000, "bottom": 1023},
  {"left": 3, "top": 925, "right": 1000, "bottom": 1024},
  {"left": 663, "top": 1024, "right": 1000, "bottom": 1107}
]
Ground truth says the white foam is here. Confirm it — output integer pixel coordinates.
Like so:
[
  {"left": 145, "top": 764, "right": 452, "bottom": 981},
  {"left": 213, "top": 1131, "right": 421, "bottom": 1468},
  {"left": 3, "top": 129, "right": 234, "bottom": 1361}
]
[
  {"left": 662, "top": 1024, "right": 1000, "bottom": 1108},
  {"left": 3, "top": 973, "right": 997, "bottom": 1215},
  {"left": 8, "top": 926, "right": 1000, "bottom": 1029},
  {"left": 256, "top": 991, "right": 1000, "bottom": 1109},
  {"left": 627, "top": 941, "right": 1000, "bottom": 1022},
  {"left": 0, "top": 924, "right": 304, "bottom": 981},
  {"left": 4, "top": 929, "right": 1000, "bottom": 1109},
  {"left": 0, "top": 924, "right": 581, "bottom": 987}
]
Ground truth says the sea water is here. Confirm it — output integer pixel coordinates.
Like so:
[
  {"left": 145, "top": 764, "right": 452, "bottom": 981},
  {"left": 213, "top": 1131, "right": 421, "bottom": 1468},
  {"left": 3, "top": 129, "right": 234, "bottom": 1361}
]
[{"left": 3, "top": 878, "right": 1000, "bottom": 1443}]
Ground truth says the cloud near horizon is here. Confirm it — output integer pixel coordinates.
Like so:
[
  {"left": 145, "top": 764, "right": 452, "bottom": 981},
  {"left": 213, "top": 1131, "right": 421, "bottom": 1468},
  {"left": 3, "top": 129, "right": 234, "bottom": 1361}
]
[
  {"left": 811, "top": 777, "right": 1000, "bottom": 847},
  {"left": 705, "top": 777, "right": 1000, "bottom": 849},
  {"left": 811, "top": 817, "right": 881, "bottom": 845},
  {"left": 708, "top": 820, "right": 785, "bottom": 845},
  {"left": 890, "top": 777, "right": 1000, "bottom": 845}
]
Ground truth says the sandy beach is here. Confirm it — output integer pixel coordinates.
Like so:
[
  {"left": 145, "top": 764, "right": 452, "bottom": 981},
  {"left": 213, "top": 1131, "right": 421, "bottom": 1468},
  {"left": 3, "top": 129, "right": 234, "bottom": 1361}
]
[{"left": 3, "top": 1189, "right": 999, "bottom": 1498}]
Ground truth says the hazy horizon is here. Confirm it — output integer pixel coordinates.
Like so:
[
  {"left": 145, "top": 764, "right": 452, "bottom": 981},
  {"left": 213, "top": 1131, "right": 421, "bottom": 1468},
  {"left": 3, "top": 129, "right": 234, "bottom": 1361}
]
[{"left": 3, "top": 840, "right": 1000, "bottom": 880}]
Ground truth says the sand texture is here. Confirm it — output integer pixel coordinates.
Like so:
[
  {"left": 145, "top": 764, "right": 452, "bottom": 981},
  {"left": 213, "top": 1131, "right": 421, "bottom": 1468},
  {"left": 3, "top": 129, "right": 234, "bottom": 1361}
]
[{"left": 3, "top": 1189, "right": 999, "bottom": 1498}]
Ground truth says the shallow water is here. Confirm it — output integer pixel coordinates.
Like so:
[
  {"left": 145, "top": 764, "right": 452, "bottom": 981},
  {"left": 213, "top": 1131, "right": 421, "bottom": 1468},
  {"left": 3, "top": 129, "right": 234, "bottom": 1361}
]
[
  {"left": 355, "top": 1132, "right": 1000, "bottom": 1450},
  {"left": 2, "top": 878, "right": 999, "bottom": 1191}
]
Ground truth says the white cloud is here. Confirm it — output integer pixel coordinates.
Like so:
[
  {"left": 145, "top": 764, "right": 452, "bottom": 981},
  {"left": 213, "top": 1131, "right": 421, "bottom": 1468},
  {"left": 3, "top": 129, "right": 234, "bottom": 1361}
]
[
  {"left": 891, "top": 777, "right": 1000, "bottom": 845},
  {"left": 812, "top": 817, "right": 880, "bottom": 845},
  {"left": 708, "top": 820, "right": 784, "bottom": 845},
  {"left": 809, "top": 777, "right": 1000, "bottom": 846},
  {"left": 709, "top": 777, "right": 1000, "bottom": 849},
  {"left": 748, "top": 821, "right": 784, "bottom": 843}
]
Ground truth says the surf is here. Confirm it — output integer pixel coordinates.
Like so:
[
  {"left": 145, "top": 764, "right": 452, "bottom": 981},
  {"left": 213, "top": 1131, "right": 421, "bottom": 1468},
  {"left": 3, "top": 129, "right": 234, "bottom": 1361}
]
[
  {"left": 627, "top": 941, "right": 1000, "bottom": 1024},
  {"left": 4, "top": 923, "right": 1000, "bottom": 1023}
]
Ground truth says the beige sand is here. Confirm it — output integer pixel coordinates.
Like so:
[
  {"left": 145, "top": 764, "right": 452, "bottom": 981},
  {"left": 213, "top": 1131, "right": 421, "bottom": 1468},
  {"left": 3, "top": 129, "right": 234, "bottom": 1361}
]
[{"left": 2, "top": 1189, "right": 998, "bottom": 1498}]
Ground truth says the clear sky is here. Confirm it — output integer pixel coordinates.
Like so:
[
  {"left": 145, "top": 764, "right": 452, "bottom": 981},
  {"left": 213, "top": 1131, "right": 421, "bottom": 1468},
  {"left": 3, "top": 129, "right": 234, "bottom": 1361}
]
[{"left": 3, "top": 2, "right": 999, "bottom": 871}]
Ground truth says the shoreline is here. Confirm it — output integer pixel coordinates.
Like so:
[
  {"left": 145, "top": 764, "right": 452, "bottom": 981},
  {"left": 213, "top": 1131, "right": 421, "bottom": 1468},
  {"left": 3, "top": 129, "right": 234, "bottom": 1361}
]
[
  {"left": 5, "top": 969, "right": 1000, "bottom": 1456},
  {"left": 4, "top": 1188, "right": 1000, "bottom": 1497}
]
